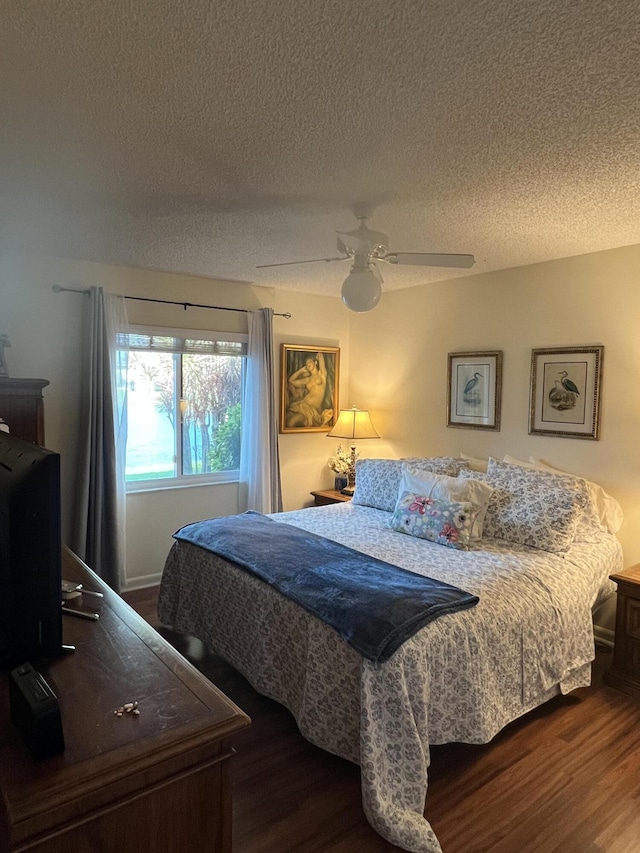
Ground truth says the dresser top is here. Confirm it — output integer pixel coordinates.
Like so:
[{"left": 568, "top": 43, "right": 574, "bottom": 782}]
[
  {"left": 610, "top": 563, "right": 640, "bottom": 585},
  {"left": 0, "top": 377, "right": 50, "bottom": 393},
  {"left": 0, "top": 547, "right": 250, "bottom": 842}
]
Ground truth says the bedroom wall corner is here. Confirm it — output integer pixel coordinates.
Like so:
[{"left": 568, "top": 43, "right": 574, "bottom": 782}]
[{"left": 346, "top": 243, "right": 640, "bottom": 570}]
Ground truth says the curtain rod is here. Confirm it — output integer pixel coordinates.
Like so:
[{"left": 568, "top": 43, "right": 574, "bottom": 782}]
[{"left": 52, "top": 285, "right": 292, "bottom": 318}]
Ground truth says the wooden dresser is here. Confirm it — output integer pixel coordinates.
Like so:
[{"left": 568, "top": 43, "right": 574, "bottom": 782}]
[
  {"left": 0, "top": 547, "right": 250, "bottom": 852},
  {"left": 0, "top": 378, "right": 49, "bottom": 445},
  {"left": 604, "top": 563, "right": 640, "bottom": 700}
]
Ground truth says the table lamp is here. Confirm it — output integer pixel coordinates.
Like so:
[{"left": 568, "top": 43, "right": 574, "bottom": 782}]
[{"left": 327, "top": 406, "right": 379, "bottom": 495}]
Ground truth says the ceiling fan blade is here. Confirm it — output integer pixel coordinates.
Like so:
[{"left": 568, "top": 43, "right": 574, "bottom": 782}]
[
  {"left": 256, "top": 256, "right": 348, "bottom": 269},
  {"left": 386, "top": 252, "right": 475, "bottom": 269},
  {"left": 336, "top": 237, "right": 353, "bottom": 256}
]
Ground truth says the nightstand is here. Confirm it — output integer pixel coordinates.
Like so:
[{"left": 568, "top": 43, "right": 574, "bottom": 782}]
[
  {"left": 604, "top": 563, "right": 640, "bottom": 699},
  {"left": 310, "top": 489, "right": 352, "bottom": 507}
]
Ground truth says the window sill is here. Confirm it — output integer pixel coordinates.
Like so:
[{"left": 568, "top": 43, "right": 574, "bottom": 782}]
[{"left": 126, "top": 474, "right": 240, "bottom": 495}]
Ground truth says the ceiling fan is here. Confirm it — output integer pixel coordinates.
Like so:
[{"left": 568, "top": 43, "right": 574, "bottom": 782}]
[{"left": 256, "top": 215, "right": 475, "bottom": 312}]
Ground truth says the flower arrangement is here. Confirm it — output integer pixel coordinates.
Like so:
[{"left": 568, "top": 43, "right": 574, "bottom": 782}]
[{"left": 327, "top": 444, "right": 358, "bottom": 474}]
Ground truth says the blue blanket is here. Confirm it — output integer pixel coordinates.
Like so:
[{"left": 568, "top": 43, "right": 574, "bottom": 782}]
[{"left": 173, "top": 512, "right": 479, "bottom": 664}]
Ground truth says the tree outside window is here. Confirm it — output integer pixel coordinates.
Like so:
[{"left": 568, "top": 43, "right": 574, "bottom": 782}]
[{"left": 120, "top": 332, "right": 245, "bottom": 486}]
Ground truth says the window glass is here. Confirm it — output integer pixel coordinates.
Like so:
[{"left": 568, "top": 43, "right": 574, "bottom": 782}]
[
  {"left": 120, "top": 330, "right": 245, "bottom": 488},
  {"left": 127, "top": 351, "right": 177, "bottom": 482},
  {"left": 181, "top": 353, "right": 243, "bottom": 475}
]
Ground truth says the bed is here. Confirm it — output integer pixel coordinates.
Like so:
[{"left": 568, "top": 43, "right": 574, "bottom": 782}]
[{"left": 157, "top": 456, "right": 623, "bottom": 853}]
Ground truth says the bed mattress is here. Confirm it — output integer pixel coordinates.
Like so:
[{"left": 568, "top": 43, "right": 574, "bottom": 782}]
[{"left": 158, "top": 501, "right": 621, "bottom": 852}]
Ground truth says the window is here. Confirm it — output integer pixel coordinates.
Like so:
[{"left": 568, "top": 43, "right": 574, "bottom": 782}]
[{"left": 118, "top": 327, "right": 247, "bottom": 489}]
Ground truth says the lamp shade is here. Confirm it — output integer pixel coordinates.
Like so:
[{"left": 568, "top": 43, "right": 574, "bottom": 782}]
[
  {"left": 327, "top": 406, "right": 380, "bottom": 440},
  {"left": 341, "top": 268, "right": 382, "bottom": 312}
]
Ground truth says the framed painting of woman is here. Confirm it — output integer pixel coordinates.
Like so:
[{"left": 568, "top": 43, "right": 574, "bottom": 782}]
[{"left": 280, "top": 345, "right": 340, "bottom": 433}]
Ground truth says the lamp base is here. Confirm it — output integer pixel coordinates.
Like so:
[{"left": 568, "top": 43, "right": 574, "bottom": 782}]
[{"left": 340, "top": 486, "right": 355, "bottom": 496}]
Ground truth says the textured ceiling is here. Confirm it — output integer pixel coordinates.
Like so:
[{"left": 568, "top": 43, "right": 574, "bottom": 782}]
[{"left": 2, "top": 0, "right": 640, "bottom": 298}]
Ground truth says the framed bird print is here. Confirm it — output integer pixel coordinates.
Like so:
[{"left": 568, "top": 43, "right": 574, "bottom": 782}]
[
  {"left": 529, "top": 345, "right": 604, "bottom": 439},
  {"left": 447, "top": 350, "right": 502, "bottom": 431}
]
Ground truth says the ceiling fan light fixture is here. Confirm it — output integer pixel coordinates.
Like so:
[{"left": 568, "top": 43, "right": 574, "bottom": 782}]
[
  {"left": 341, "top": 267, "right": 382, "bottom": 312},
  {"left": 256, "top": 213, "right": 473, "bottom": 305}
]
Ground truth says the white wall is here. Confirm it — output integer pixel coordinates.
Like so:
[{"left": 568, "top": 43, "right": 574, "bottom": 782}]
[
  {"left": 1, "top": 251, "right": 349, "bottom": 589},
  {"left": 3, "top": 243, "right": 638, "bottom": 594},
  {"left": 348, "top": 243, "right": 640, "bottom": 568},
  {"left": 1, "top": 251, "right": 86, "bottom": 526}
]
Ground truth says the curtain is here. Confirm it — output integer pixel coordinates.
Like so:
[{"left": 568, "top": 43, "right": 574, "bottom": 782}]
[
  {"left": 239, "top": 308, "right": 283, "bottom": 514},
  {"left": 72, "top": 287, "right": 128, "bottom": 591}
]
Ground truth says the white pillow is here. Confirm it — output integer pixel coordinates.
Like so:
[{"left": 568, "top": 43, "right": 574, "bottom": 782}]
[
  {"left": 530, "top": 458, "right": 623, "bottom": 534},
  {"left": 400, "top": 465, "right": 494, "bottom": 542},
  {"left": 459, "top": 452, "right": 488, "bottom": 473},
  {"left": 502, "top": 454, "right": 536, "bottom": 469}
]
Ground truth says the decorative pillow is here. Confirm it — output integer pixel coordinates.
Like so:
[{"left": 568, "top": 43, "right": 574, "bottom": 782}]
[
  {"left": 400, "top": 465, "right": 494, "bottom": 541},
  {"left": 352, "top": 457, "right": 470, "bottom": 513},
  {"left": 388, "top": 492, "right": 479, "bottom": 550},
  {"left": 474, "top": 458, "right": 590, "bottom": 552}
]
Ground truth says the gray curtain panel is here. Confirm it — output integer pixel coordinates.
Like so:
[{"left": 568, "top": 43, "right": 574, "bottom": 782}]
[{"left": 72, "top": 287, "right": 128, "bottom": 591}]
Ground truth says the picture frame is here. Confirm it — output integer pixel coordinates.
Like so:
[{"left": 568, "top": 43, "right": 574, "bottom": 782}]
[
  {"left": 529, "top": 345, "right": 604, "bottom": 439},
  {"left": 447, "top": 351, "right": 503, "bottom": 431},
  {"left": 280, "top": 344, "right": 340, "bottom": 433}
]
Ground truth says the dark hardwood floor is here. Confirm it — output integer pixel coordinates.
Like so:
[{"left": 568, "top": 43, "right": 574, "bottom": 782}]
[{"left": 123, "top": 586, "right": 640, "bottom": 853}]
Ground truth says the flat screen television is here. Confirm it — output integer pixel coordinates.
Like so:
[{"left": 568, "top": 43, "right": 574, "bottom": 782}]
[{"left": 0, "top": 431, "right": 64, "bottom": 668}]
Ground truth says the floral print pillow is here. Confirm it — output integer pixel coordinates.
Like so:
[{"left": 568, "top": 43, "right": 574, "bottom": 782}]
[
  {"left": 461, "top": 458, "right": 589, "bottom": 553},
  {"left": 388, "top": 492, "right": 479, "bottom": 550},
  {"left": 400, "top": 465, "right": 494, "bottom": 542},
  {"left": 401, "top": 456, "right": 471, "bottom": 476},
  {"left": 353, "top": 457, "right": 470, "bottom": 513},
  {"left": 497, "top": 457, "right": 608, "bottom": 541}
]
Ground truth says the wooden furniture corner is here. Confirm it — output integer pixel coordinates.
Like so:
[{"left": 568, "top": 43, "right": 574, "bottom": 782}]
[
  {"left": 604, "top": 563, "right": 640, "bottom": 700},
  {"left": 310, "top": 489, "right": 352, "bottom": 506},
  {"left": 0, "top": 547, "right": 250, "bottom": 852},
  {"left": 0, "top": 377, "right": 50, "bottom": 445}
]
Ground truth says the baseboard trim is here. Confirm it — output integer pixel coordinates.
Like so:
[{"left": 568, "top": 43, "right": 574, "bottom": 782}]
[{"left": 122, "top": 572, "right": 163, "bottom": 593}]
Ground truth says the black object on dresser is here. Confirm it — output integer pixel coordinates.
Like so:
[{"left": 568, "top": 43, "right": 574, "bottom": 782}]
[{"left": 0, "top": 547, "right": 250, "bottom": 852}]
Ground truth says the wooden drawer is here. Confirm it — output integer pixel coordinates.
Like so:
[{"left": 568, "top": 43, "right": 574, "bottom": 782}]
[{"left": 604, "top": 563, "right": 640, "bottom": 699}]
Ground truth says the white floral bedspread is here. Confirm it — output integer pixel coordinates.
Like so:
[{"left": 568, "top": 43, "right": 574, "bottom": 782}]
[{"left": 157, "top": 502, "right": 621, "bottom": 853}]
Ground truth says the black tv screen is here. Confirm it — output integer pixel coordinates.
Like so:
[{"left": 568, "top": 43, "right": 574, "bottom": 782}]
[{"left": 0, "top": 432, "right": 63, "bottom": 668}]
